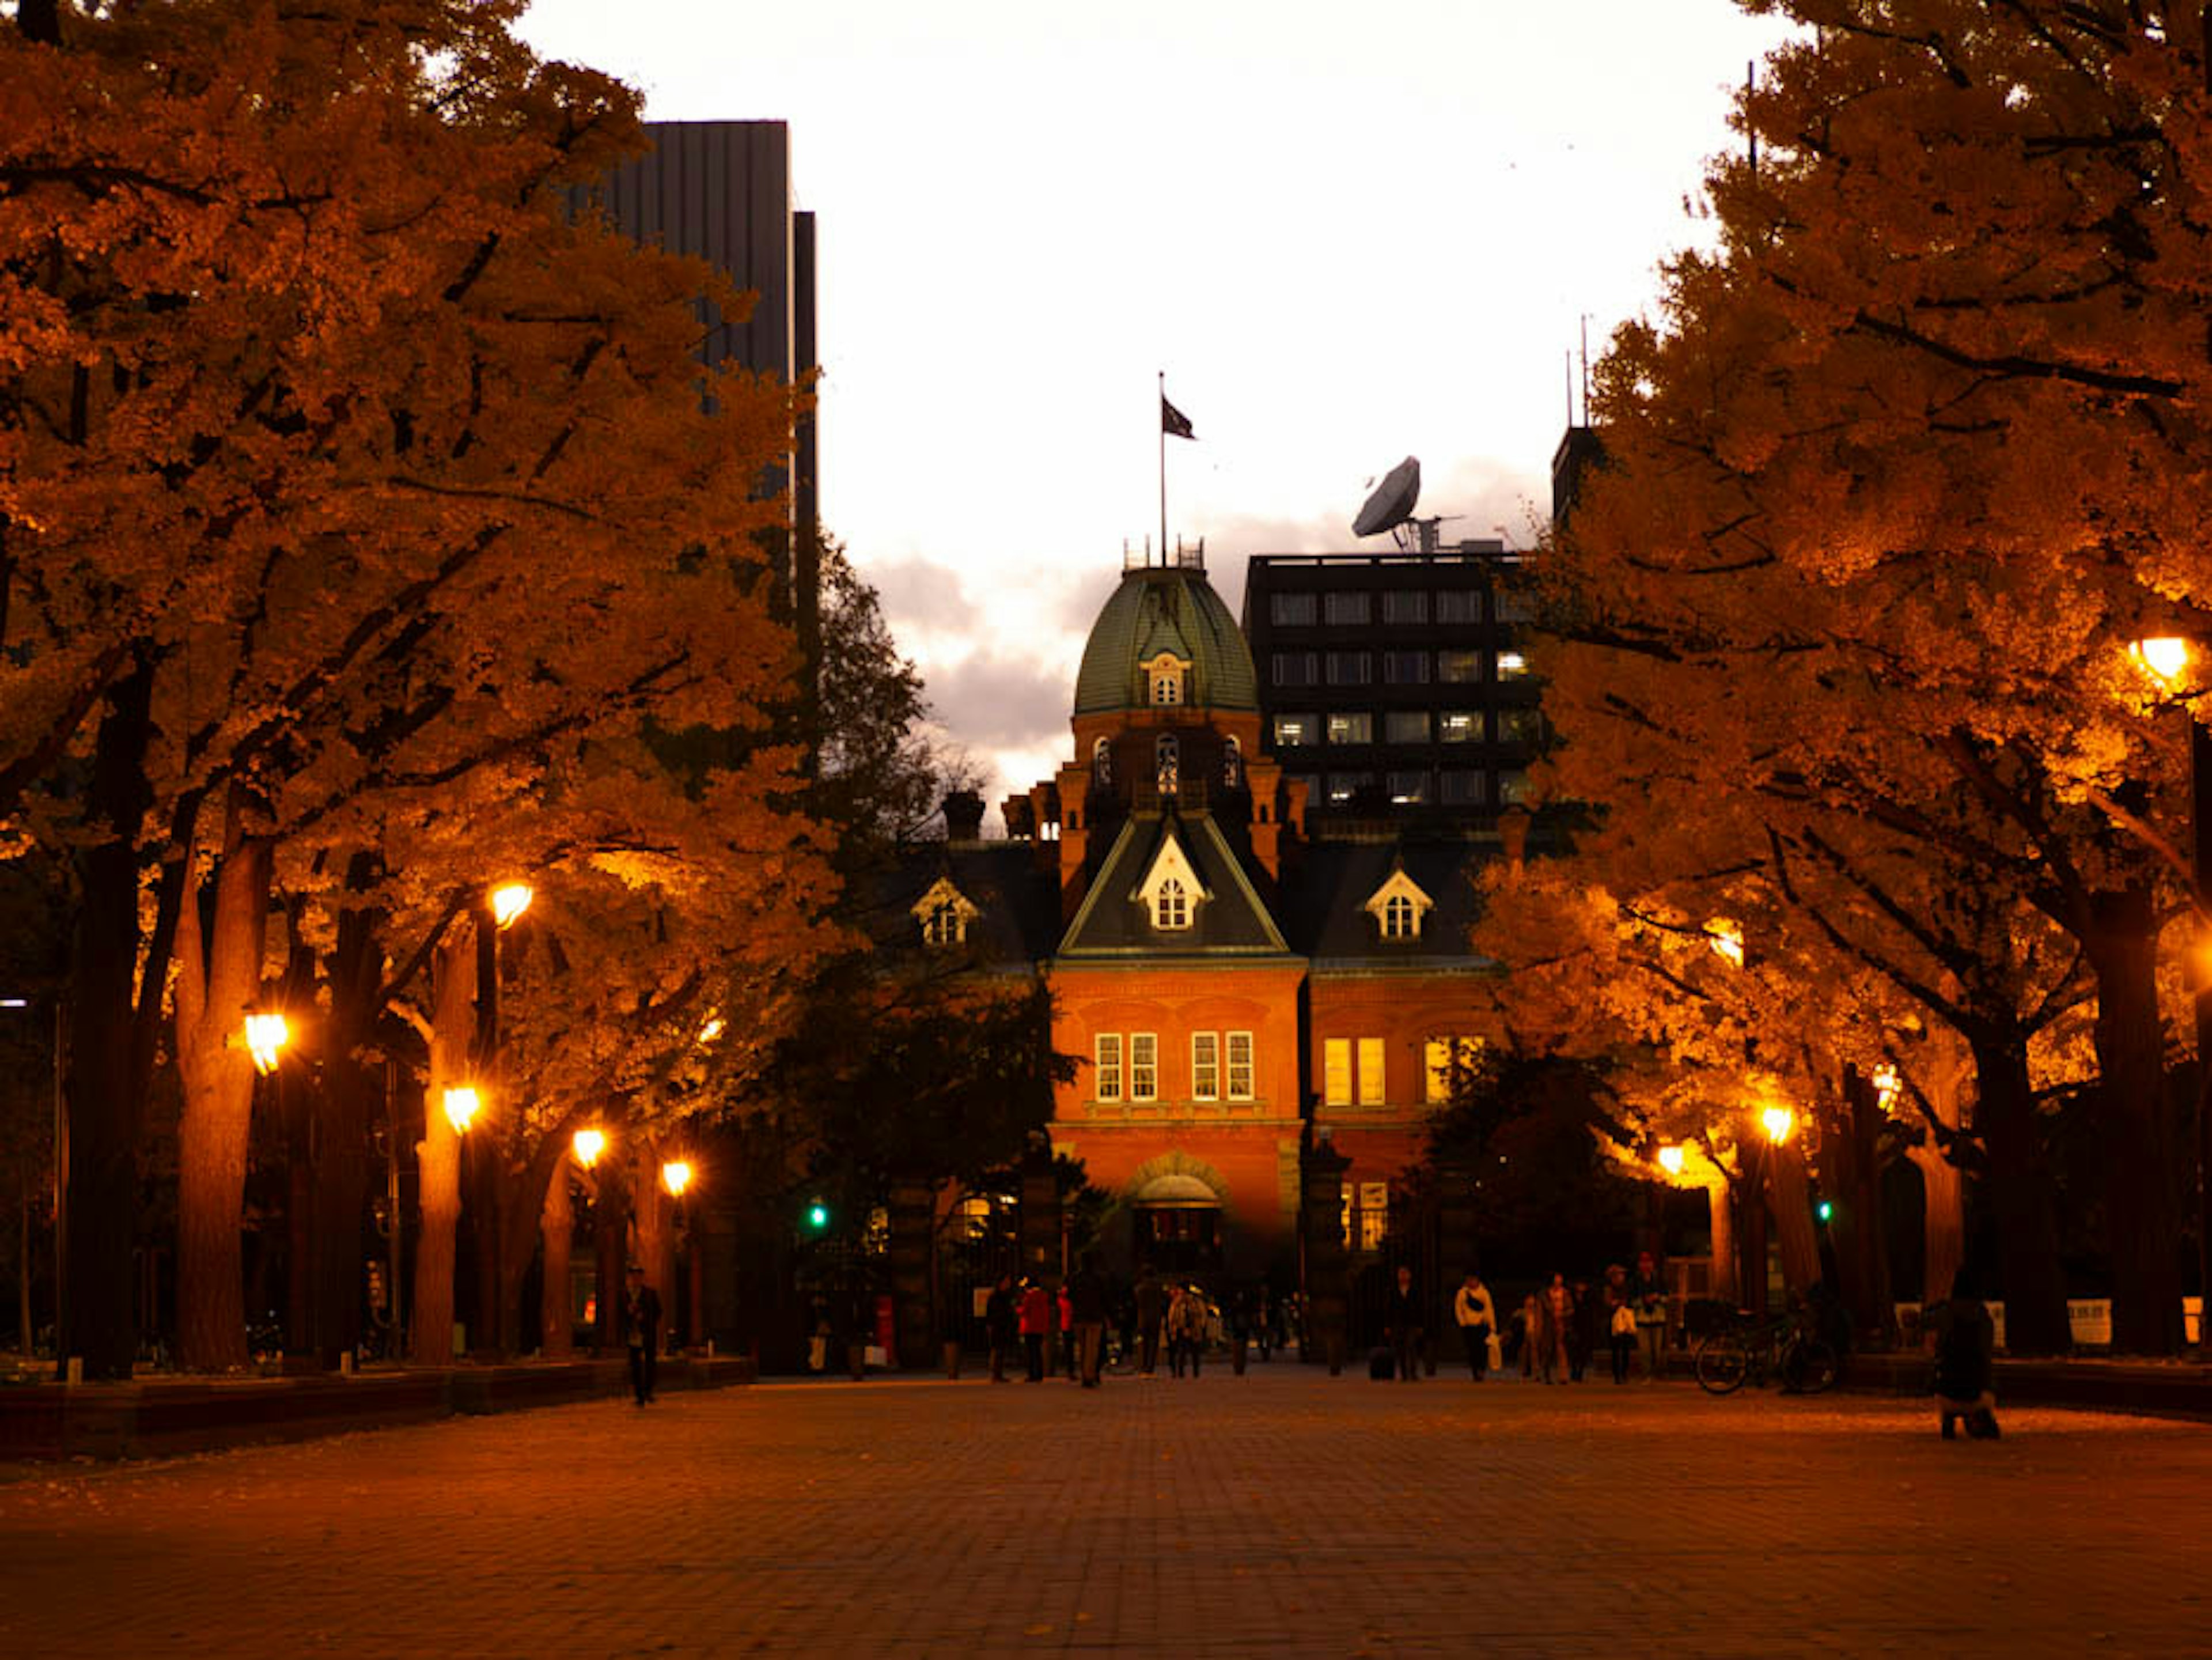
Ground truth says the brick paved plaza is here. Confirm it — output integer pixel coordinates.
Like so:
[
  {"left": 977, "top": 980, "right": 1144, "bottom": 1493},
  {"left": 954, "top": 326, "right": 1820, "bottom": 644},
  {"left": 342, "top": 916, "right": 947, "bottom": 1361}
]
[{"left": 1, "top": 1363, "right": 2204, "bottom": 1657}]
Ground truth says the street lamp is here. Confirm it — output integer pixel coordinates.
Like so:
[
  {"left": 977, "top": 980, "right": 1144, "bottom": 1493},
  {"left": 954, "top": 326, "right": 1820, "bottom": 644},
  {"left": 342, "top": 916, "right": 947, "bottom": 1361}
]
[
  {"left": 572, "top": 1128, "right": 607, "bottom": 1169},
  {"left": 1872, "top": 1064, "right": 1901, "bottom": 1114},
  {"left": 242, "top": 1012, "right": 289, "bottom": 1076},
  {"left": 1707, "top": 918, "right": 1746, "bottom": 969},
  {"left": 443, "top": 1086, "right": 482, "bottom": 1135},
  {"left": 661, "top": 1159, "right": 693, "bottom": 1198},
  {"left": 1657, "top": 1144, "right": 1687, "bottom": 1177},
  {"left": 1760, "top": 1103, "right": 1796, "bottom": 1145},
  {"left": 490, "top": 883, "right": 533, "bottom": 931}
]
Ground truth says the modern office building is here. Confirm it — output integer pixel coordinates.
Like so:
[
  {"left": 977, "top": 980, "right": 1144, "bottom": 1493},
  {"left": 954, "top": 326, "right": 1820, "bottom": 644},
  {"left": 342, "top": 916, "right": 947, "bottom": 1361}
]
[
  {"left": 585, "top": 120, "right": 820, "bottom": 646},
  {"left": 1239, "top": 541, "right": 1543, "bottom": 830}
]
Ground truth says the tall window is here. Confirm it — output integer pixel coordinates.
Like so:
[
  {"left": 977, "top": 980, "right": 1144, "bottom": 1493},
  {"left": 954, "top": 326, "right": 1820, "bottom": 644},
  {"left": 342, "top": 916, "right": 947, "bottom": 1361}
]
[
  {"left": 1226, "top": 1031, "right": 1253, "bottom": 1099},
  {"left": 1358, "top": 1037, "right": 1386, "bottom": 1106},
  {"left": 923, "top": 901, "right": 964, "bottom": 946},
  {"left": 1324, "top": 591, "right": 1372, "bottom": 626},
  {"left": 1358, "top": 1182, "right": 1390, "bottom": 1252},
  {"left": 1382, "top": 893, "right": 1419, "bottom": 940},
  {"left": 1153, "top": 669, "right": 1182, "bottom": 705},
  {"left": 1324, "top": 1038, "right": 1352, "bottom": 1107},
  {"left": 1130, "top": 1034, "right": 1158, "bottom": 1102},
  {"left": 1425, "top": 1037, "right": 1482, "bottom": 1104},
  {"left": 1191, "top": 1033, "right": 1220, "bottom": 1101},
  {"left": 1096, "top": 1034, "right": 1123, "bottom": 1103},
  {"left": 1155, "top": 876, "right": 1190, "bottom": 931}
]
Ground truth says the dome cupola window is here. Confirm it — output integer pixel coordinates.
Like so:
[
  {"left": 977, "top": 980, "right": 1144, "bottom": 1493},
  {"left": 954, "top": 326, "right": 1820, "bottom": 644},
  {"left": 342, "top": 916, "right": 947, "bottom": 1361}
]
[{"left": 1143, "top": 651, "right": 1190, "bottom": 707}]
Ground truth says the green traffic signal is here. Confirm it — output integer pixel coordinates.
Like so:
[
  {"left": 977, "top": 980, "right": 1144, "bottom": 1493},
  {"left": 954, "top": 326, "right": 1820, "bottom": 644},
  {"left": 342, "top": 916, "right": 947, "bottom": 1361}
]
[
  {"left": 806, "top": 1201, "right": 830, "bottom": 1231},
  {"left": 1815, "top": 1199, "right": 1834, "bottom": 1223}
]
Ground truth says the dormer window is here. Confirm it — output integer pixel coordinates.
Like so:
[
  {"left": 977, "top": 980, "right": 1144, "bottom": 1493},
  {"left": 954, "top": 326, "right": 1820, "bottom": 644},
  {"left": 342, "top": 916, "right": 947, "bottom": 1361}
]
[
  {"left": 1141, "top": 651, "right": 1191, "bottom": 708},
  {"left": 1156, "top": 877, "right": 1190, "bottom": 931},
  {"left": 1132, "top": 829, "right": 1207, "bottom": 935},
  {"left": 1361, "top": 866, "right": 1435, "bottom": 943},
  {"left": 910, "top": 877, "right": 980, "bottom": 948}
]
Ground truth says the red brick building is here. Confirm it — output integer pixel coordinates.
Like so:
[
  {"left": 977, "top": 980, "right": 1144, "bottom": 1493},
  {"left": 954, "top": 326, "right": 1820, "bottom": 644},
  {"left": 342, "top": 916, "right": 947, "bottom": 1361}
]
[{"left": 908, "top": 551, "right": 1499, "bottom": 1286}]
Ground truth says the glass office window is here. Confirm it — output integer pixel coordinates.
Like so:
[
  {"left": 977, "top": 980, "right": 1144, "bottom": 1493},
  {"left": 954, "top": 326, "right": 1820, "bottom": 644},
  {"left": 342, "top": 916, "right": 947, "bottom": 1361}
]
[
  {"left": 1271, "top": 592, "right": 1317, "bottom": 626},
  {"left": 1326, "top": 772, "right": 1375, "bottom": 804},
  {"left": 1324, "top": 592, "right": 1372, "bottom": 626},
  {"left": 1326, "top": 651, "right": 1372, "bottom": 685},
  {"left": 1440, "top": 769, "right": 1486, "bottom": 806},
  {"left": 1327, "top": 712, "right": 1373, "bottom": 745},
  {"left": 1496, "top": 708, "right": 1541, "bottom": 744},
  {"left": 1385, "top": 710, "right": 1430, "bottom": 743},
  {"left": 1273, "top": 651, "right": 1319, "bottom": 686},
  {"left": 1275, "top": 713, "right": 1317, "bottom": 747},
  {"left": 1438, "top": 711, "right": 1482, "bottom": 744},
  {"left": 1438, "top": 650, "right": 1482, "bottom": 683},
  {"left": 1388, "top": 770, "right": 1431, "bottom": 805},
  {"left": 1382, "top": 591, "right": 1429, "bottom": 625},
  {"left": 1436, "top": 590, "right": 1482, "bottom": 624},
  {"left": 1382, "top": 650, "right": 1430, "bottom": 685},
  {"left": 1497, "top": 651, "right": 1531, "bottom": 679}
]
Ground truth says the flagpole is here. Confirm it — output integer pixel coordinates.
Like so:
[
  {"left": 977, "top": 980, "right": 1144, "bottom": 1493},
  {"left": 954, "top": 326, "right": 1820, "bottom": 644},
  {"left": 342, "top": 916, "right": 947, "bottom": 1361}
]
[{"left": 1158, "top": 370, "right": 1168, "bottom": 568}]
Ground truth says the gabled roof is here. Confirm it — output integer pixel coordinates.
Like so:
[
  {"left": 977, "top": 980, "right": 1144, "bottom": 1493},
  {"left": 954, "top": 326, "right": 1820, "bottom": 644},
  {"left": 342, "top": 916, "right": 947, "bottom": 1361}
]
[
  {"left": 1282, "top": 840, "right": 1498, "bottom": 972},
  {"left": 1059, "top": 811, "right": 1293, "bottom": 959},
  {"left": 868, "top": 845, "right": 1063, "bottom": 969}
]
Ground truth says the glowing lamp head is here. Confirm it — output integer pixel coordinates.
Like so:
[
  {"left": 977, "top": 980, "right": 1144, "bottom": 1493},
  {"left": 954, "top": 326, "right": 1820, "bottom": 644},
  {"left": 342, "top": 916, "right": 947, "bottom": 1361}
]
[
  {"left": 661, "top": 1159, "right": 692, "bottom": 1197},
  {"left": 1760, "top": 1103, "right": 1796, "bottom": 1144},
  {"left": 1656, "top": 1144, "right": 1687, "bottom": 1177},
  {"left": 1707, "top": 919, "right": 1745, "bottom": 969},
  {"left": 490, "top": 883, "right": 533, "bottom": 930},
  {"left": 698, "top": 1015, "right": 726, "bottom": 1045},
  {"left": 443, "top": 1086, "right": 481, "bottom": 1134},
  {"left": 572, "top": 1128, "right": 606, "bottom": 1169},
  {"left": 1872, "top": 1063, "right": 1901, "bottom": 1113},
  {"left": 2131, "top": 636, "right": 2192, "bottom": 690},
  {"left": 243, "top": 1012, "right": 289, "bottom": 1075}
]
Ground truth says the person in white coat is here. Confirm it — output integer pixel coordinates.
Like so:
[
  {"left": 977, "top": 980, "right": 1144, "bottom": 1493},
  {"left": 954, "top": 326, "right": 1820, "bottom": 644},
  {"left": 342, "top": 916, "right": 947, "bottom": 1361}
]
[{"left": 1453, "top": 1269, "right": 1497, "bottom": 1381}]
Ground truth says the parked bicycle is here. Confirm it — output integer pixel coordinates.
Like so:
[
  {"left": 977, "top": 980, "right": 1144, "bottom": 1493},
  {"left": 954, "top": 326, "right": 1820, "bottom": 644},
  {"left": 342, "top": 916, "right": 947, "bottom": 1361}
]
[{"left": 1694, "top": 1309, "right": 1839, "bottom": 1396}]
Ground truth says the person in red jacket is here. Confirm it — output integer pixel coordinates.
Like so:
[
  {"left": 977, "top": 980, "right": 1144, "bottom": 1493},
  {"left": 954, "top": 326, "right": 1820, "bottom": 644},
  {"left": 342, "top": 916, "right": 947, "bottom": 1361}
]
[{"left": 1018, "top": 1278, "right": 1056, "bottom": 1383}]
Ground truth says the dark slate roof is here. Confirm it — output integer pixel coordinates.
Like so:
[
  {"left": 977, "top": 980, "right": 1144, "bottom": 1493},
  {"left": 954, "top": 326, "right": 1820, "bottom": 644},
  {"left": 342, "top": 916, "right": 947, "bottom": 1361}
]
[
  {"left": 1073, "top": 567, "right": 1258, "bottom": 714},
  {"left": 1058, "top": 811, "right": 1293, "bottom": 959},
  {"left": 1279, "top": 840, "right": 1499, "bottom": 972},
  {"left": 869, "top": 843, "right": 1063, "bottom": 970}
]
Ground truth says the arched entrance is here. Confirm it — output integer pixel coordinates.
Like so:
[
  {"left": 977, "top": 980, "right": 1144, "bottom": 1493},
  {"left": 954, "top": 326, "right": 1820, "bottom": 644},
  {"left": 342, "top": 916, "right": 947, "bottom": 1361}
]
[{"left": 1128, "top": 1157, "right": 1229, "bottom": 1277}]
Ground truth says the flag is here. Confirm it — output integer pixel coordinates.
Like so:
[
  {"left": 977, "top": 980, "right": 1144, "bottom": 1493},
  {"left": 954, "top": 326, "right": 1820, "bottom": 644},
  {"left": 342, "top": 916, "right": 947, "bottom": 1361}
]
[{"left": 1161, "top": 394, "right": 1196, "bottom": 440}]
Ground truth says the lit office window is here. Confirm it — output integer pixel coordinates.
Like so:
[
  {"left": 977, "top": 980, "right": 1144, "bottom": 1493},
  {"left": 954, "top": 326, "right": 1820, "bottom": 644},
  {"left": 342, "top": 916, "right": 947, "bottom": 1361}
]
[
  {"left": 1388, "top": 770, "right": 1431, "bottom": 805},
  {"left": 1438, "top": 651, "right": 1482, "bottom": 683},
  {"left": 1497, "top": 708, "right": 1541, "bottom": 743},
  {"left": 1499, "top": 770, "right": 1532, "bottom": 804},
  {"left": 1327, "top": 772, "right": 1376, "bottom": 804},
  {"left": 1497, "top": 651, "right": 1531, "bottom": 679},
  {"left": 1358, "top": 1037, "right": 1385, "bottom": 1106},
  {"left": 1439, "top": 711, "right": 1482, "bottom": 744},
  {"left": 1275, "top": 713, "right": 1317, "bottom": 747},
  {"left": 1327, "top": 712, "right": 1373, "bottom": 745},
  {"left": 1324, "top": 1038, "right": 1351, "bottom": 1107}
]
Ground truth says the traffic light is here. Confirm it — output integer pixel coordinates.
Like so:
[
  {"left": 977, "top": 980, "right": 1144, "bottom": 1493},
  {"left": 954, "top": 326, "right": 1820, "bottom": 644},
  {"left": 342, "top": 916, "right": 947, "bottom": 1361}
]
[
  {"left": 1815, "top": 1198, "right": 1834, "bottom": 1224},
  {"left": 805, "top": 1200, "right": 830, "bottom": 1232}
]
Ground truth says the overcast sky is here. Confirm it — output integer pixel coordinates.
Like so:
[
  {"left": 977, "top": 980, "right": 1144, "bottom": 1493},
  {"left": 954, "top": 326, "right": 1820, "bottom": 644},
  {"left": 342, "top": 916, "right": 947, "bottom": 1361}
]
[{"left": 518, "top": 1, "right": 1795, "bottom": 822}]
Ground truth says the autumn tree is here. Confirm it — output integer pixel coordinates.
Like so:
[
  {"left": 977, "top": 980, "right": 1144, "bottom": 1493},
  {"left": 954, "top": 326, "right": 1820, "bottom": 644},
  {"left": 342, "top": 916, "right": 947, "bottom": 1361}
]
[{"left": 1, "top": 1, "right": 832, "bottom": 1374}]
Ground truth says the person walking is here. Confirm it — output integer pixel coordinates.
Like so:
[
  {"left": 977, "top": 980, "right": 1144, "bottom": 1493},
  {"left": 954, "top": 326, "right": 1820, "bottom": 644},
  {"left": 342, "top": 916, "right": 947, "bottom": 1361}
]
[
  {"left": 1630, "top": 1250, "right": 1668, "bottom": 1383},
  {"left": 1057, "top": 1281, "right": 1077, "bottom": 1379},
  {"left": 1134, "top": 1266, "right": 1165, "bottom": 1377},
  {"left": 1515, "top": 1294, "right": 1540, "bottom": 1379},
  {"left": 1930, "top": 1269, "right": 2000, "bottom": 1440},
  {"left": 1539, "top": 1273, "right": 1574, "bottom": 1385},
  {"left": 1569, "top": 1276, "right": 1600, "bottom": 1382},
  {"left": 1386, "top": 1264, "right": 1423, "bottom": 1382},
  {"left": 623, "top": 1264, "right": 662, "bottom": 1406},
  {"left": 1603, "top": 1263, "right": 1637, "bottom": 1385},
  {"left": 1453, "top": 1269, "right": 1496, "bottom": 1381},
  {"left": 1168, "top": 1284, "right": 1206, "bottom": 1378},
  {"left": 985, "top": 1273, "right": 1019, "bottom": 1383},
  {"left": 1254, "top": 1285, "right": 1275, "bottom": 1362},
  {"left": 1069, "top": 1253, "right": 1109, "bottom": 1388},
  {"left": 1018, "top": 1277, "right": 1055, "bottom": 1383}
]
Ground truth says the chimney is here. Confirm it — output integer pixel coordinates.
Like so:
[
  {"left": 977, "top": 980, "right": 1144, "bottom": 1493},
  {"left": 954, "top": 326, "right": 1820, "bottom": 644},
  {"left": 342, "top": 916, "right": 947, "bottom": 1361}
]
[{"left": 944, "top": 789, "right": 984, "bottom": 842}]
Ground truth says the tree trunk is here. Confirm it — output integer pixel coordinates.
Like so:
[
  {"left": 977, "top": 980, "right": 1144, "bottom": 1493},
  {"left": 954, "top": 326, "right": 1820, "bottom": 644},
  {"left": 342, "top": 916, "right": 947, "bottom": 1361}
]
[
  {"left": 1911, "top": 1144, "right": 1966, "bottom": 1310},
  {"left": 1706, "top": 1180, "right": 1737, "bottom": 1303},
  {"left": 631, "top": 1156, "right": 673, "bottom": 1325},
  {"left": 1766, "top": 1134, "right": 1822, "bottom": 1297},
  {"left": 1827, "top": 1069, "right": 1895, "bottom": 1345},
  {"left": 64, "top": 657, "right": 156, "bottom": 1381},
  {"left": 173, "top": 792, "right": 272, "bottom": 1373},
  {"left": 1970, "top": 1029, "right": 2071, "bottom": 1354},
  {"left": 593, "top": 1166, "right": 629, "bottom": 1353},
  {"left": 494, "top": 1119, "right": 584, "bottom": 1360},
  {"left": 408, "top": 940, "right": 474, "bottom": 1363},
  {"left": 2088, "top": 887, "right": 2185, "bottom": 1355},
  {"left": 541, "top": 1160, "right": 574, "bottom": 1359},
  {"left": 312, "top": 864, "right": 384, "bottom": 1369}
]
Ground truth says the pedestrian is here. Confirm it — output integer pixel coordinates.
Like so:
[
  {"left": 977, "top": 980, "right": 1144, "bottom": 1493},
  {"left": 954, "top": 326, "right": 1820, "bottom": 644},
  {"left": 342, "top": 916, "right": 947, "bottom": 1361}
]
[
  {"left": 1254, "top": 1285, "right": 1275, "bottom": 1362},
  {"left": 1630, "top": 1250, "right": 1668, "bottom": 1383},
  {"left": 1134, "top": 1265, "right": 1165, "bottom": 1377},
  {"left": 1168, "top": 1283, "right": 1205, "bottom": 1377},
  {"left": 1069, "top": 1253, "right": 1109, "bottom": 1387},
  {"left": 1603, "top": 1263, "right": 1636, "bottom": 1385},
  {"left": 1018, "top": 1277, "right": 1055, "bottom": 1383},
  {"left": 985, "top": 1273, "right": 1018, "bottom": 1383},
  {"left": 1539, "top": 1273, "right": 1574, "bottom": 1385},
  {"left": 1515, "top": 1294, "right": 1540, "bottom": 1379},
  {"left": 623, "top": 1264, "right": 661, "bottom": 1406},
  {"left": 1229, "top": 1287, "right": 1253, "bottom": 1375},
  {"left": 1453, "top": 1268, "right": 1496, "bottom": 1380},
  {"left": 1385, "top": 1264, "right": 1423, "bottom": 1382},
  {"left": 1569, "top": 1276, "right": 1600, "bottom": 1382},
  {"left": 1057, "top": 1280, "right": 1077, "bottom": 1378},
  {"left": 1930, "top": 1269, "right": 2000, "bottom": 1440}
]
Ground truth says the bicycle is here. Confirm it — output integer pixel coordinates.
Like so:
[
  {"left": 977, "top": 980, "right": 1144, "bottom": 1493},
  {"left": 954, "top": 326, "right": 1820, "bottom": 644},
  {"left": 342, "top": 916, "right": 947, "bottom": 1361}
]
[{"left": 1693, "top": 1310, "right": 1839, "bottom": 1397}]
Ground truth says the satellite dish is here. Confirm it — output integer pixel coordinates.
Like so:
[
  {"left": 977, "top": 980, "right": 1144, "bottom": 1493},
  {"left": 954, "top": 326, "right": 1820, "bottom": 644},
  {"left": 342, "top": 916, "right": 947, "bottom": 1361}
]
[{"left": 1352, "top": 456, "right": 1421, "bottom": 538}]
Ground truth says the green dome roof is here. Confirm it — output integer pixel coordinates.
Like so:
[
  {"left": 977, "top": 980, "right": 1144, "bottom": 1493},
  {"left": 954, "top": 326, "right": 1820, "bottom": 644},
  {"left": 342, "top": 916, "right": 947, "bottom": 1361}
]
[{"left": 1073, "top": 566, "right": 1259, "bottom": 716}]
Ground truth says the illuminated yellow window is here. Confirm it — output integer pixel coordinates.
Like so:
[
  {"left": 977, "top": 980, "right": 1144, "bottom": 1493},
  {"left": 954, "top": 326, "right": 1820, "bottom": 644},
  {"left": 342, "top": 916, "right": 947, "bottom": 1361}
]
[
  {"left": 1324, "top": 1038, "right": 1351, "bottom": 1107},
  {"left": 1426, "top": 1037, "right": 1483, "bottom": 1104},
  {"left": 1358, "top": 1038, "right": 1385, "bottom": 1106}
]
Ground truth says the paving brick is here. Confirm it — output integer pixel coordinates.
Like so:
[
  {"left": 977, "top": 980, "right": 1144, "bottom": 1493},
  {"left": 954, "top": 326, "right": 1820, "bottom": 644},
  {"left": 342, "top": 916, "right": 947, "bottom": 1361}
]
[{"left": 0, "top": 1364, "right": 2203, "bottom": 1656}]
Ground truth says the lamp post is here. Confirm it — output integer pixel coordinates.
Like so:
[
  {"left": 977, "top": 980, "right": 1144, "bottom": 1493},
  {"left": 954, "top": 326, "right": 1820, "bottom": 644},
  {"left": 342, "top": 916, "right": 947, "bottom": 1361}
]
[
  {"left": 661, "top": 1159, "right": 700, "bottom": 1352},
  {"left": 2131, "top": 637, "right": 2212, "bottom": 1349}
]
